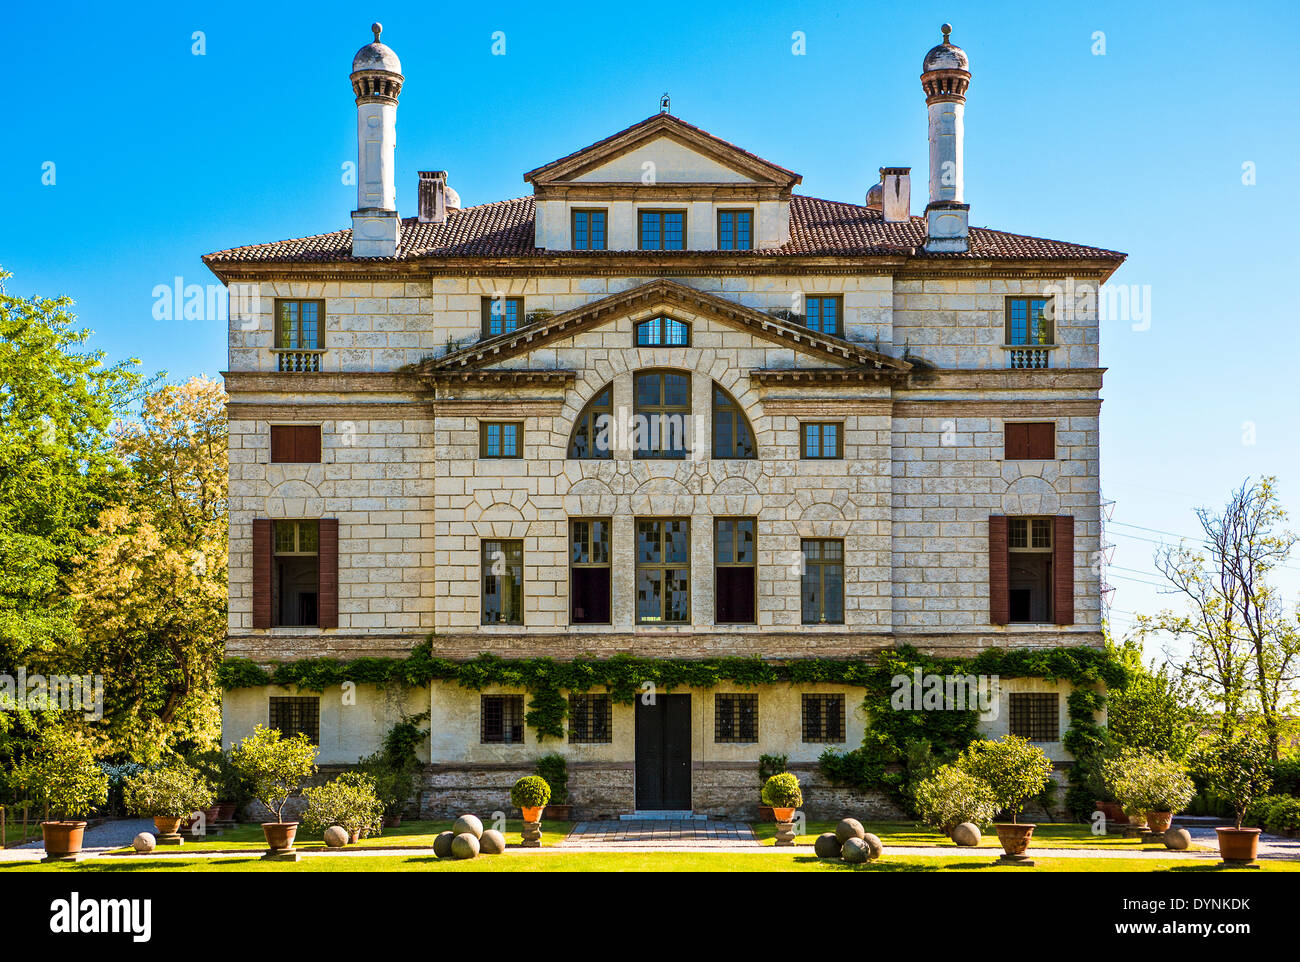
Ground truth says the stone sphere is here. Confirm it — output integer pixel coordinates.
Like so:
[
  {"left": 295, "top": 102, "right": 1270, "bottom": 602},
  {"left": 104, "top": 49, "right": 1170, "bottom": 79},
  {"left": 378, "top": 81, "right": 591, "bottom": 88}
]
[
  {"left": 814, "top": 832, "right": 843, "bottom": 859},
  {"left": 861, "top": 833, "right": 883, "bottom": 860},
  {"left": 452, "top": 814, "right": 483, "bottom": 839},
  {"left": 451, "top": 832, "right": 480, "bottom": 860},
  {"left": 836, "top": 818, "right": 866, "bottom": 844},
  {"left": 841, "top": 837, "right": 869, "bottom": 863},
  {"left": 433, "top": 831, "right": 456, "bottom": 858},
  {"left": 479, "top": 829, "right": 506, "bottom": 855},
  {"left": 951, "top": 822, "right": 982, "bottom": 847},
  {"left": 132, "top": 832, "right": 156, "bottom": 854},
  {"left": 1164, "top": 828, "right": 1192, "bottom": 851},
  {"left": 323, "top": 826, "right": 349, "bottom": 848}
]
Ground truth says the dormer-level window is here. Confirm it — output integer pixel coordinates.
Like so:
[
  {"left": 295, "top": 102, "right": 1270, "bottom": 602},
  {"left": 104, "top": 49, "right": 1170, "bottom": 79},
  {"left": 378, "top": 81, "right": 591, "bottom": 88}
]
[
  {"left": 634, "top": 316, "right": 689, "bottom": 347},
  {"left": 639, "top": 210, "right": 686, "bottom": 250},
  {"left": 717, "top": 209, "right": 753, "bottom": 251},
  {"left": 276, "top": 299, "right": 323, "bottom": 349},
  {"left": 572, "top": 209, "right": 607, "bottom": 250},
  {"left": 1006, "top": 297, "right": 1053, "bottom": 345},
  {"left": 804, "top": 296, "right": 841, "bottom": 336},
  {"left": 481, "top": 296, "right": 523, "bottom": 337}
]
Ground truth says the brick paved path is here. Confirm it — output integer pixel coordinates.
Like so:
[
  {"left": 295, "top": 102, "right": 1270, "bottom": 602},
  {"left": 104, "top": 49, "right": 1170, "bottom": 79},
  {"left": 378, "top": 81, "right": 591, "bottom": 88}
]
[{"left": 560, "top": 819, "right": 758, "bottom": 848}]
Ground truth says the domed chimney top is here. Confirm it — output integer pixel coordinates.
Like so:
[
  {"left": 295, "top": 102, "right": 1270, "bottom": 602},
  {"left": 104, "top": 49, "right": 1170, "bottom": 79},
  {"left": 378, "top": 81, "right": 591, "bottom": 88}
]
[
  {"left": 920, "top": 23, "right": 971, "bottom": 103},
  {"left": 351, "top": 22, "right": 404, "bottom": 104}
]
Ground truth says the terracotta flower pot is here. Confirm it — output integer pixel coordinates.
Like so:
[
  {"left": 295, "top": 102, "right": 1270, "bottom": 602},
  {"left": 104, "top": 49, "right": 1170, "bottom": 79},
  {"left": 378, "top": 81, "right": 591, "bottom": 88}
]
[
  {"left": 41, "top": 821, "right": 87, "bottom": 858},
  {"left": 261, "top": 822, "right": 299, "bottom": 851},
  {"left": 203, "top": 805, "right": 221, "bottom": 824},
  {"left": 994, "top": 823, "right": 1036, "bottom": 856},
  {"left": 520, "top": 806, "right": 544, "bottom": 822},
  {"left": 1216, "top": 827, "right": 1261, "bottom": 863},
  {"left": 758, "top": 805, "right": 775, "bottom": 821},
  {"left": 216, "top": 802, "right": 236, "bottom": 822},
  {"left": 153, "top": 815, "right": 183, "bottom": 836},
  {"left": 1127, "top": 811, "right": 1148, "bottom": 829},
  {"left": 382, "top": 813, "right": 402, "bottom": 828},
  {"left": 1095, "top": 800, "right": 1130, "bottom": 825},
  {"left": 771, "top": 807, "right": 796, "bottom": 822},
  {"left": 349, "top": 829, "right": 362, "bottom": 844},
  {"left": 1146, "top": 811, "right": 1173, "bottom": 834}
]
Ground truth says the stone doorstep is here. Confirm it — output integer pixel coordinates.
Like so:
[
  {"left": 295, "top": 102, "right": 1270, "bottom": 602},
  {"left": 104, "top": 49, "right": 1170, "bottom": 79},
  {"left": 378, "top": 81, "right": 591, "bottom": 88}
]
[{"left": 618, "top": 811, "right": 705, "bottom": 821}]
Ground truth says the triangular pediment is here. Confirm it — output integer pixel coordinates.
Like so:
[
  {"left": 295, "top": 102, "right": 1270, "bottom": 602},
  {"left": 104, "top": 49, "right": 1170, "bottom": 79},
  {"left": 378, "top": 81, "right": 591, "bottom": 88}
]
[
  {"left": 524, "top": 114, "right": 801, "bottom": 189},
  {"left": 422, "top": 280, "right": 910, "bottom": 376}
]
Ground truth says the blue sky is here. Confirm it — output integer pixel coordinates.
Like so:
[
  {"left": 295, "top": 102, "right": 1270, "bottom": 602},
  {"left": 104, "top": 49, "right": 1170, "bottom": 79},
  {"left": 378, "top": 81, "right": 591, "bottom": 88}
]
[{"left": 3, "top": 0, "right": 1299, "bottom": 649}]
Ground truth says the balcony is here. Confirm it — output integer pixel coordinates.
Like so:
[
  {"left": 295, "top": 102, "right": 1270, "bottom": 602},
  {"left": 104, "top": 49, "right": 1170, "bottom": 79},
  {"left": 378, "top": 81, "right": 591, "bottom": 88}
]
[
  {"left": 1004, "top": 345, "right": 1054, "bottom": 370},
  {"left": 275, "top": 349, "right": 324, "bottom": 372}
]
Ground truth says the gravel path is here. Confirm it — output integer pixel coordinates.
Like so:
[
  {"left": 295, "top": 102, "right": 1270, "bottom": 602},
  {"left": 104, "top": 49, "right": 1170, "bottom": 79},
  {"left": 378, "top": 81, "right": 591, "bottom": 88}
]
[{"left": 3, "top": 818, "right": 154, "bottom": 858}]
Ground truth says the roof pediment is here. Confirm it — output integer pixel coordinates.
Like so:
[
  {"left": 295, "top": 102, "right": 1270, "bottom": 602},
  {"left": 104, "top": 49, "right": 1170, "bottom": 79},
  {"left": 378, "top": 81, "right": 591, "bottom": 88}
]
[
  {"left": 524, "top": 114, "right": 801, "bottom": 190},
  {"left": 421, "top": 279, "right": 911, "bottom": 376}
]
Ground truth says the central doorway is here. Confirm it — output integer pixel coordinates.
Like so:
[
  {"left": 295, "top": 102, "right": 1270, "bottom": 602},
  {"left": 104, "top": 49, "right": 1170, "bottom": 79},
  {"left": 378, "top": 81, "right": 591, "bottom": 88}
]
[{"left": 634, "top": 694, "right": 691, "bottom": 810}]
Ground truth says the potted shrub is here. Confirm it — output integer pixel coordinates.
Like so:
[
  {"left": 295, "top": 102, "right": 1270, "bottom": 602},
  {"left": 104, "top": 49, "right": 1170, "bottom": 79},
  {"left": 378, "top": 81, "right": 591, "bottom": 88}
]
[
  {"left": 913, "top": 764, "right": 999, "bottom": 840},
  {"left": 301, "top": 772, "right": 384, "bottom": 843},
  {"left": 757, "top": 754, "right": 789, "bottom": 821},
  {"left": 1194, "top": 731, "right": 1273, "bottom": 863},
  {"left": 535, "top": 753, "right": 571, "bottom": 820},
  {"left": 229, "top": 725, "right": 318, "bottom": 854},
  {"left": 761, "top": 772, "right": 803, "bottom": 822},
  {"left": 512, "top": 775, "right": 551, "bottom": 822},
  {"left": 10, "top": 727, "right": 109, "bottom": 861},
  {"left": 957, "top": 736, "right": 1053, "bottom": 858},
  {"left": 122, "top": 761, "right": 214, "bottom": 843},
  {"left": 1101, "top": 749, "right": 1196, "bottom": 834}
]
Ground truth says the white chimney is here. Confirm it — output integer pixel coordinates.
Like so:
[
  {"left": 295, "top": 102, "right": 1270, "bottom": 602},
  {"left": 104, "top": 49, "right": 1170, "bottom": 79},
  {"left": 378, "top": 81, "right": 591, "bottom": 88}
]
[
  {"left": 920, "top": 24, "right": 971, "bottom": 253},
  {"left": 349, "top": 23, "right": 403, "bottom": 258},
  {"left": 880, "top": 167, "right": 911, "bottom": 223},
  {"left": 418, "top": 171, "right": 447, "bottom": 224}
]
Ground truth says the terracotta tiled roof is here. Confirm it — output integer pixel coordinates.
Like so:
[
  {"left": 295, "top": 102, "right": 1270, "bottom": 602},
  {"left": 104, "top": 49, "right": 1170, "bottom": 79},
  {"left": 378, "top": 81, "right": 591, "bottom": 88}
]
[{"left": 203, "top": 194, "right": 1125, "bottom": 266}]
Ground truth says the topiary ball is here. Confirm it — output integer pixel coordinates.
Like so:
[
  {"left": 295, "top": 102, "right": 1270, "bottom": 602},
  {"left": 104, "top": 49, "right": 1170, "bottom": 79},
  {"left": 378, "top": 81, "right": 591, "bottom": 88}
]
[
  {"left": 451, "top": 832, "right": 480, "bottom": 860},
  {"left": 861, "top": 833, "right": 883, "bottom": 860},
  {"left": 836, "top": 818, "right": 865, "bottom": 844},
  {"left": 323, "top": 826, "right": 349, "bottom": 848},
  {"left": 452, "top": 814, "right": 483, "bottom": 839},
  {"left": 433, "top": 830, "right": 456, "bottom": 858},
  {"left": 814, "top": 832, "right": 842, "bottom": 859},
  {"left": 479, "top": 829, "right": 506, "bottom": 855},
  {"left": 950, "top": 822, "right": 981, "bottom": 847},
  {"left": 132, "top": 832, "right": 156, "bottom": 854},
  {"left": 841, "top": 837, "right": 868, "bottom": 863},
  {"left": 1164, "top": 828, "right": 1191, "bottom": 851}
]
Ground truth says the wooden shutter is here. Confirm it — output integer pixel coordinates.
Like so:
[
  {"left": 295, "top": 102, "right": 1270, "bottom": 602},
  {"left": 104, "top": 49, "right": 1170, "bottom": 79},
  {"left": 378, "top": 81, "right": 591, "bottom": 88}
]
[
  {"left": 317, "top": 518, "right": 339, "bottom": 629},
  {"left": 295, "top": 425, "right": 321, "bottom": 463},
  {"left": 270, "top": 426, "right": 293, "bottom": 463},
  {"left": 1053, "top": 515, "right": 1075, "bottom": 625},
  {"left": 1027, "top": 422, "right": 1055, "bottom": 460},
  {"left": 988, "top": 515, "right": 1010, "bottom": 625},
  {"left": 252, "top": 519, "right": 273, "bottom": 629},
  {"left": 1003, "top": 423, "right": 1026, "bottom": 460}
]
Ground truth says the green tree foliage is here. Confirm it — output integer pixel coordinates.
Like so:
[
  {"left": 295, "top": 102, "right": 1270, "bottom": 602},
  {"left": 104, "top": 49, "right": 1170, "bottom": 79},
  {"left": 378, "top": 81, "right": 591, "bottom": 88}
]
[
  {"left": 913, "top": 764, "right": 1000, "bottom": 832},
  {"left": 122, "top": 761, "right": 214, "bottom": 818},
  {"left": 956, "top": 736, "right": 1053, "bottom": 824},
  {"left": 228, "top": 725, "right": 318, "bottom": 823},
  {"left": 7, "top": 726, "right": 109, "bottom": 820},
  {"left": 1106, "top": 642, "right": 1200, "bottom": 760}
]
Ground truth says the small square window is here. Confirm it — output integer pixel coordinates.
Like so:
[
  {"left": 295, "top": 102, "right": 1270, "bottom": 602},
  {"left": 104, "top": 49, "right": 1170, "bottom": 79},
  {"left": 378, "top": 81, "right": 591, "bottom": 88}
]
[
  {"left": 717, "top": 210, "right": 753, "bottom": 251},
  {"left": 801, "top": 694, "right": 846, "bottom": 743},
  {"left": 801, "top": 423, "right": 841, "bottom": 459},
  {"left": 480, "top": 421, "right": 522, "bottom": 458},
  {"left": 1009, "top": 693, "right": 1060, "bottom": 741},
  {"left": 572, "top": 209, "right": 607, "bottom": 251},
  {"left": 269, "top": 696, "right": 320, "bottom": 743},
  {"left": 714, "top": 693, "right": 758, "bottom": 743},
  {"left": 270, "top": 424, "right": 322, "bottom": 463},
  {"left": 481, "top": 694, "right": 525, "bottom": 744},
  {"left": 481, "top": 296, "right": 524, "bottom": 337},
  {"left": 1004, "top": 422, "right": 1055, "bottom": 460},
  {"left": 804, "top": 296, "right": 841, "bottom": 336},
  {"left": 568, "top": 694, "right": 613, "bottom": 743},
  {"left": 639, "top": 210, "right": 686, "bottom": 251}
]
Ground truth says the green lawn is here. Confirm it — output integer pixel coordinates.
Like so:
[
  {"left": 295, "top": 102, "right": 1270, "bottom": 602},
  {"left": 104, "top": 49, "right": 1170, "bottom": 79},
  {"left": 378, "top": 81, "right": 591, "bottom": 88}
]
[
  {"left": 3, "top": 852, "right": 1291, "bottom": 873},
  {"left": 104, "top": 819, "right": 574, "bottom": 854},
  {"left": 750, "top": 821, "right": 1212, "bottom": 852}
]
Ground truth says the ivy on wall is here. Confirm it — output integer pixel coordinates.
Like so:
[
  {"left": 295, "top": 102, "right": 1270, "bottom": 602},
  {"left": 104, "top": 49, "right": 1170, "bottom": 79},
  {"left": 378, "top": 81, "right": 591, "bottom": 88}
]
[{"left": 219, "top": 641, "right": 1127, "bottom": 761}]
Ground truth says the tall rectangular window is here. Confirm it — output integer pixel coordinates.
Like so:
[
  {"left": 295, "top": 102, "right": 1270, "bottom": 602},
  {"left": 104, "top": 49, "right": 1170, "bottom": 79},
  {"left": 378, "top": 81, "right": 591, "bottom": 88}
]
[
  {"left": 480, "top": 421, "right": 522, "bottom": 458},
  {"left": 572, "top": 209, "right": 607, "bottom": 250},
  {"left": 638, "top": 210, "right": 686, "bottom": 250},
  {"left": 633, "top": 370, "right": 691, "bottom": 459},
  {"left": 717, "top": 209, "right": 753, "bottom": 250},
  {"left": 1004, "top": 422, "right": 1056, "bottom": 460},
  {"left": 481, "top": 694, "right": 525, "bottom": 744},
  {"left": 1009, "top": 693, "right": 1060, "bottom": 741},
  {"left": 801, "top": 422, "right": 841, "bottom": 459},
  {"left": 714, "top": 693, "right": 758, "bottom": 743},
  {"left": 275, "top": 299, "right": 324, "bottom": 349},
  {"left": 1005, "top": 297, "right": 1053, "bottom": 345},
  {"left": 801, "top": 539, "right": 844, "bottom": 625},
  {"left": 273, "top": 520, "right": 319, "bottom": 627},
  {"left": 568, "top": 694, "right": 613, "bottom": 743},
  {"left": 804, "top": 296, "right": 841, "bottom": 336},
  {"left": 801, "top": 694, "right": 846, "bottom": 743},
  {"left": 714, "top": 517, "right": 756, "bottom": 624},
  {"left": 482, "top": 539, "right": 524, "bottom": 625},
  {"left": 1007, "top": 517, "right": 1053, "bottom": 624},
  {"left": 570, "top": 518, "right": 611, "bottom": 625},
  {"left": 269, "top": 696, "right": 320, "bottom": 743},
  {"left": 481, "top": 296, "right": 524, "bottom": 337},
  {"left": 635, "top": 519, "right": 690, "bottom": 624}
]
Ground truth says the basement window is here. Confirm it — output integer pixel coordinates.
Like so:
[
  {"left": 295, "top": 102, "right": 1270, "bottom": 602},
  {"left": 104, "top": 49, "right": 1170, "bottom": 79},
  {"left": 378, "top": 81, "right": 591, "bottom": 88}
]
[
  {"left": 481, "top": 694, "right": 525, "bottom": 744},
  {"left": 714, "top": 693, "right": 758, "bottom": 743},
  {"left": 269, "top": 696, "right": 320, "bottom": 744},
  {"left": 568, "top": 694, "right": 613, "bottom": 743},
  {"left": 1009, "top": 692, "right": 1060, "bottom": 742},
  {"left": 801, "top": 694, "right": 846, "bottom": 743}
]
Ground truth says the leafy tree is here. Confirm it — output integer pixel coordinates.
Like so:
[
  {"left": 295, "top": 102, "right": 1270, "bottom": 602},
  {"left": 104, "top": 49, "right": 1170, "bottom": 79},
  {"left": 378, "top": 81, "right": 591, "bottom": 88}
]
[
  {"left": 7, "top": 726, "right": 109, "bottom": 820},
  {"left": 1107, "top": 642, "right": 1200, "bottom": 760},
  {"left": 1193, "top": 729, "right": 1274, "bottom": 830},
  {"left": 913, "top": 764, "right": 1000, "bottom": 832},
  {"left": 956, "top": 735, "right": 1053, "bottom": 823},
  {"left": 228, "top": 725, "right": 318, "bottom": 824},
  {"left": 122, "top": 761, "right": 214, "bottom": 818}
]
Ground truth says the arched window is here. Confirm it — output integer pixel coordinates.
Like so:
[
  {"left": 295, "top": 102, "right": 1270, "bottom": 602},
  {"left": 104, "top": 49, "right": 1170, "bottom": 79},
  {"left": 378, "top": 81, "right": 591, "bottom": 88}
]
[
  {"left": 712, "top": 384, "right": 756, "bottom": 459},
  {"left": 633, "top": 370, "right": 691, "bottom": 459},
  {"left": 567, "top": 385, "right": 613, "bottom": 459},
  {"left": 634, "top": 316, "right": 690, "bottom": 347}
]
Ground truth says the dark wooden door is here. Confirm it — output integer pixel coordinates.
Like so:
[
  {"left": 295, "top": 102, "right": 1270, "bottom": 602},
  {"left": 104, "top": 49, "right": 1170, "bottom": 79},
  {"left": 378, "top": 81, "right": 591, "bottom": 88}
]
[{"left": 635, "top": 694, "right": 691, "bottom": 810}]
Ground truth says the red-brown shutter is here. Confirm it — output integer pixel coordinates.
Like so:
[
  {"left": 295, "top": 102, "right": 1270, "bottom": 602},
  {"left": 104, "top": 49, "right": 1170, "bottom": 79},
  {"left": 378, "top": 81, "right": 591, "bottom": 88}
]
[
  {"left": 1053, "top": 515, "right": 1075, "bottom": 625},
  {"left": 1027, "top": 422, "right": 1056, "bottom": 460},
  {"left": 317, "top": 518, "right": 339, "bottom": 629},
  {"left": 252, "top": 519, "right": 273, "bottom": 629},
  {"left": 1003, "top": 423, "right": 1027, "bottom": 460},
  {"left": 295, "top": 425, "right": 321, "bottom": 463},
  {"left": 989, "top": 515, "right": 1010, "bottom": 625},
  {"left": 270, "top": 426, "right": 293, "bottom": 463}
]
